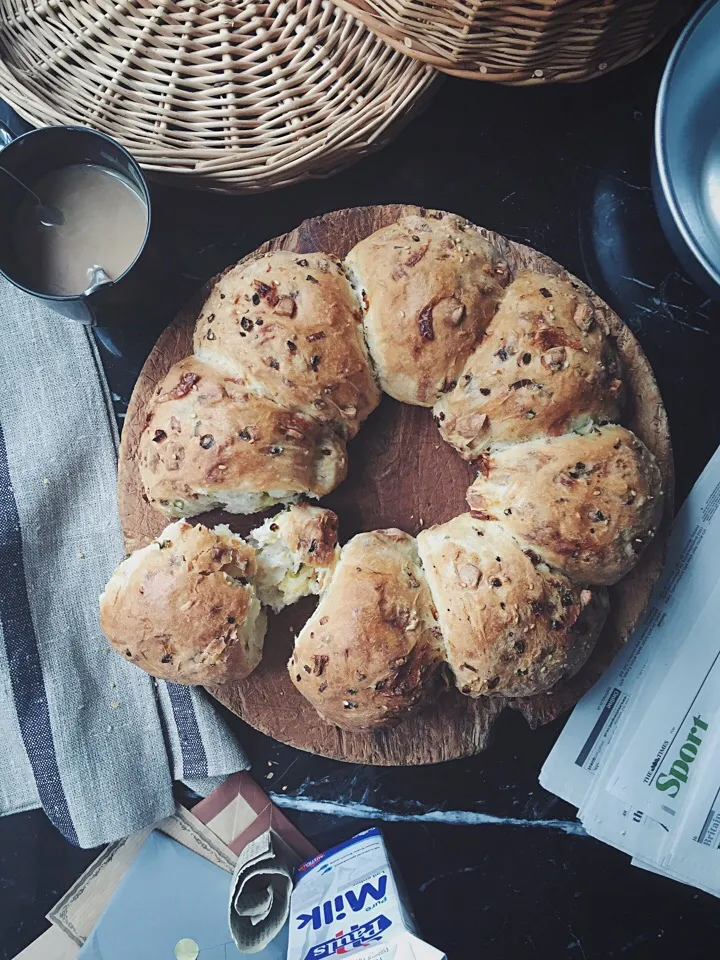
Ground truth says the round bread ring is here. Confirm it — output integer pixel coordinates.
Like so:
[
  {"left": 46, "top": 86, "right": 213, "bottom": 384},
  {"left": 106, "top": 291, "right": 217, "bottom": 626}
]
[{"left": 119, "top": 204, "right": 673, "bottom": 765}]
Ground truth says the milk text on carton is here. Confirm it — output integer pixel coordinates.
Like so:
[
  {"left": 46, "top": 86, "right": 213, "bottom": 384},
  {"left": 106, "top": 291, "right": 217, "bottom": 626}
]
[
  {"left": 296, "top": 875, "right": 388, "bottom": 931},
  {"left": 288, "top": 827, "right": 447, "bottom": 960},
  {"left": 655, "top": 715, "right": 709, "bottom": 798}
]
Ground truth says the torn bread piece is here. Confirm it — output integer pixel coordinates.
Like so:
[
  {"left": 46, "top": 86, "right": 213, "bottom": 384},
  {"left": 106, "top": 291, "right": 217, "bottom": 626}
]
[
  {"left": 249, "top": 504, "right": 340, "bottom": 612},
  {"left": 100, "top": 520, "right": 266, "bottom": 685}
]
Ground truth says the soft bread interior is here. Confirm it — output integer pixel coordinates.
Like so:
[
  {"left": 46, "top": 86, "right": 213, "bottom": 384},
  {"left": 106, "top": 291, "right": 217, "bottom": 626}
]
[
  {"left": 251, "top": 527, "right": 317, "bottom": 611},
  {"left": 227, "top": 591, "right": 267, "bottom": 675},
  {"left": 163, "top": 489, "right": 307, "bottom": 520},
  {"left": 342, "top": 260, "right": 381, "bottom": 387},
  {"left": 216, "top": 524, "right": 269, "bottom": 670},
  {"left": 248, "top": 509, "right": 339, "bottom": 613}
]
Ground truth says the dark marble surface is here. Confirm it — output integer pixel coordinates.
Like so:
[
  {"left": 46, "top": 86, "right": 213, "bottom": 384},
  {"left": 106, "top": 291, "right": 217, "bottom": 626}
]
[{"left": 2, "top": 32, "right": 720, "bottom": 960}]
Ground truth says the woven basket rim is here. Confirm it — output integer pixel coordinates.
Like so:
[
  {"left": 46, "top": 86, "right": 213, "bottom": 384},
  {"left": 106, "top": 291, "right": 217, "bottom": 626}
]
[
  {"left": 331, "top": 0, "right": 692, "bottom": 83},
  {"left": 0, "top": 0, "right": 438, "bottom": 192}
]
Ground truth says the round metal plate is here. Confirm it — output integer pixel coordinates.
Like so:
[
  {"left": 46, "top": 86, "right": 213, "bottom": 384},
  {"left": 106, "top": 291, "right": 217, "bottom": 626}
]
[{"left": 655, "top": 0, "right": 720, "bottom": 298}]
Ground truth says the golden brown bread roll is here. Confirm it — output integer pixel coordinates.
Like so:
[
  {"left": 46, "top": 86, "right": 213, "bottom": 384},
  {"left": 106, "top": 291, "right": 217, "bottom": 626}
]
[
  {"left": 100, "top": 521, "right": 266, "bottom": 685},
  {"left": 345, "top": 213, "right": 508, "bottom": 406},
  {"left": 288, "top": 529, "right": 445, "bottom": 730},
  {"left": 466, "top": 425, "right": 663, "bottom": 586},
  {"left": 416, "top": 513, "right": 609, "bottom": 698},
  {"left": 138, "top": 357, "right": 347, "bottom": 518},
  {"left": 433, "top": 271, "right": 625, "bottom": 458},
  {"left": 194, "top": 251, "right": 380, "bottom": 438},
  {"left": 250, "top": 504, "right": 340, "bottom": 612}
]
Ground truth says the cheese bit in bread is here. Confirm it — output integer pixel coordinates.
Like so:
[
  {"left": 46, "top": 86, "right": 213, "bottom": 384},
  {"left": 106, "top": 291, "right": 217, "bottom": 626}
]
[
  {"left": 466, "top": 425, "right": 664, "bottom": 586},
  {"left": 433, "top": 271, "right": 625, "bottom": 458},
  {"left": 345, "top": 212, "right": 509, "bottom": 407},
  {"left": 417, "top": 513, "right": 609, "bottom": 699},
  {"left": 138, "top": 356, "right": 347, "bottom": 518},
  {"left": 194, "top": 250, "right": 380, "bottom": 439},
  {"left": 248, "top": 504, "right": 340, "bottom": 613},
  {"left": 288, "top": 529, "right": 446, "bottom": 730},
  {"left": 99, "top": 521, "right": 267, "bottom": 686}
]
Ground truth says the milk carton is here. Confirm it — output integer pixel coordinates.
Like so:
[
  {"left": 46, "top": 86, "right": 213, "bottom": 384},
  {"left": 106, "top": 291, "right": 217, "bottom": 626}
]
[{"left": 287, "top": 827, "right": 446, "bottom": 960}]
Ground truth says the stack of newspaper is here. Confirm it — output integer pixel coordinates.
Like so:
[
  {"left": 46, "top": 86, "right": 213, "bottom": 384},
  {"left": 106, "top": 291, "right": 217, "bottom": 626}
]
[{"left": 541, "top": 445, "right": 720, "bottom": 897}]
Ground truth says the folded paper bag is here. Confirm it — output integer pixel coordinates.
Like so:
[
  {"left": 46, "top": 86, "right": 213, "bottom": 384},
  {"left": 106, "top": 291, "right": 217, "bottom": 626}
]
[{"left": 229, "top": 830, "right": 293, "bottom": 953}]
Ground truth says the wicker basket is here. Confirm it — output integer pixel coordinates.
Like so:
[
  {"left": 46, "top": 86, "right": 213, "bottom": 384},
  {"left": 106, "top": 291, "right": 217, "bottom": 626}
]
[
  {"left": 331, "top": 0, "right": 695, "bottom": 83},
  {"left": 0, "top": 1, "right": 437, "bottom": 192}
]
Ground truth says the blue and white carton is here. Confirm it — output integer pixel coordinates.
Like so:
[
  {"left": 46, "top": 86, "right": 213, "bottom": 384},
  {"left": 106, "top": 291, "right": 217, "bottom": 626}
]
[{"left": 287, "top": 827, "right": 446, "bottom": 960}]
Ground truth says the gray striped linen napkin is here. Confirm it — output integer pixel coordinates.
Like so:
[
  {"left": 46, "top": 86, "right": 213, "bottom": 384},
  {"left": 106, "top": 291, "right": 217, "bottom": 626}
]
[{"left": 0, "top": 276, "right": 249, "bottom": 848}]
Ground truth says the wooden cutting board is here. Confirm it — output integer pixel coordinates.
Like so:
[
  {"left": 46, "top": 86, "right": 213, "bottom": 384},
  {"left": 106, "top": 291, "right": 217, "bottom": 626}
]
[{"left": 118, "top": 204, "right": 674, "bottom": 766}]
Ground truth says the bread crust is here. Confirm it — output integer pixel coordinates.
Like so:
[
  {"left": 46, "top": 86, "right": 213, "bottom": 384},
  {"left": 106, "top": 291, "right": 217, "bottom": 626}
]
[
  {"left": 346, "top": 213, "right": 508, "bottom": 406},
  {"left": 434, "top": 271, "right": 624, "bottom": 457},
  {"left": 263, "top": 502, "right": 339, "bottom": 571},
  {"left": 417, "top": 513, "right": 609, "bottom": 698},
  {"left": 138, "top": 357, "right": 347, "bottom": 518},
  {"left": 100, "top": 521, "right": 266, "bottom": 685},
  {"left": 194, "top": 250, "right": 380, "bottom": 438},
  {"left": 466, "top": 426, "right": 664, "bottom": 585},
  {"left": 288, "top": 529, "right": 445, "bottom": 729}
]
